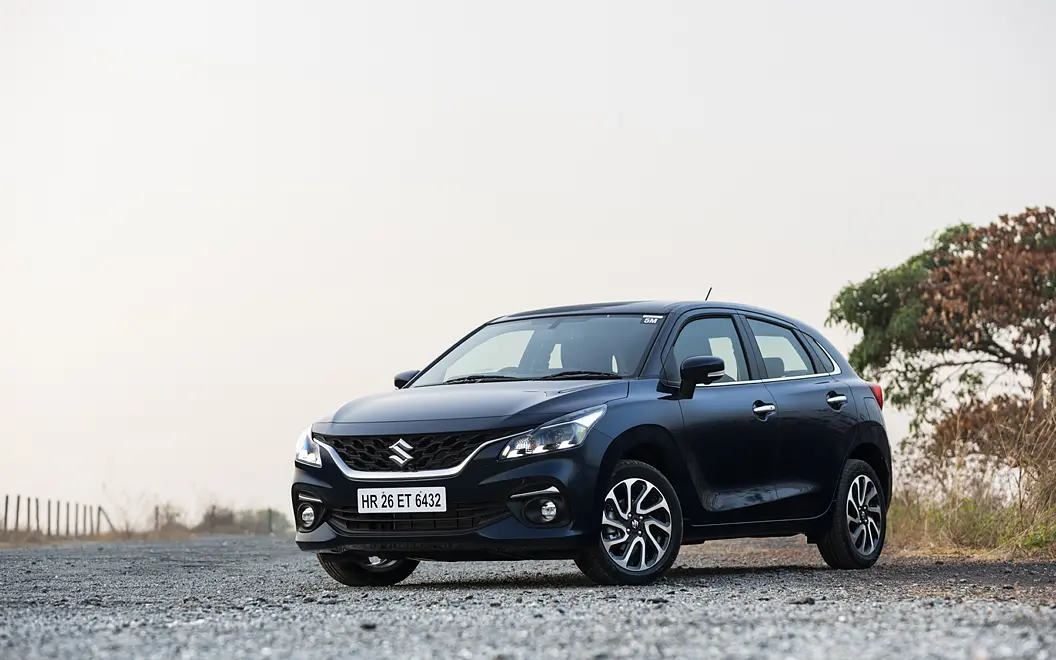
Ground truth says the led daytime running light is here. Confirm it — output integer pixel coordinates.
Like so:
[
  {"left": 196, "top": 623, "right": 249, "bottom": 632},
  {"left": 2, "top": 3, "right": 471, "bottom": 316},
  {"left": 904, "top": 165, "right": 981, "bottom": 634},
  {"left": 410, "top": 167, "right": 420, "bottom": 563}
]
[
  {"left": 500, "top": 406, "right": 606, "bottom": 459},
  {"left": 295, "top": 427, "right": 322, "bottom": 467}
]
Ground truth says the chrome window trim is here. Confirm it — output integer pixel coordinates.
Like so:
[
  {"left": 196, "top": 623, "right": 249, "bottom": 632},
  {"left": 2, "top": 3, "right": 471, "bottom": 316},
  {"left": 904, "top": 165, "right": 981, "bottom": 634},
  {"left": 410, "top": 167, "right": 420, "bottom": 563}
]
[
  {"left": 315, "top": 429, "right": 530, "bottom": 481},
  {"left": 696, "top": 343, "right": 842, "bottom": 388},
  {"left": 806, "top": 336, "right": 843, "bottom": 376},
  {"left": 697, "top": 372, "right": 832, "bottom": 388}
]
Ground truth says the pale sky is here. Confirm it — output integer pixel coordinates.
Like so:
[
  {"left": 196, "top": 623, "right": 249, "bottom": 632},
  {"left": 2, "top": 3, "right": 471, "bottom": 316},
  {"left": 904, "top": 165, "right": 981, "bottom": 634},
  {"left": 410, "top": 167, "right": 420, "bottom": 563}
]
[{"left": 3, "top": 1, "right": 1054, "bottom": 526}]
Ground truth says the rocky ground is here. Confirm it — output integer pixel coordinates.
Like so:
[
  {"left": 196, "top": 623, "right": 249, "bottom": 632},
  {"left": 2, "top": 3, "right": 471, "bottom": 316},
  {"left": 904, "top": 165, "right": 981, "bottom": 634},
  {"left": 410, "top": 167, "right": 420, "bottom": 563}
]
[{"left": 1, "top": 535, "right": 1054, "bottom": 659}]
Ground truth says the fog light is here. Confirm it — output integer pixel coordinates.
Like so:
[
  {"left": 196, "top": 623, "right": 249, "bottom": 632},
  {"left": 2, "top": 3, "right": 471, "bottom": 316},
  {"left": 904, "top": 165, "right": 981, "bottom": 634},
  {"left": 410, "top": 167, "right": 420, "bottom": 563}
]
[
  {"left": 299, "top": 505, "right": 316, "bottom": 528},
  {"left": 540, "top": 500, "right": 558, "bottom": 522}
]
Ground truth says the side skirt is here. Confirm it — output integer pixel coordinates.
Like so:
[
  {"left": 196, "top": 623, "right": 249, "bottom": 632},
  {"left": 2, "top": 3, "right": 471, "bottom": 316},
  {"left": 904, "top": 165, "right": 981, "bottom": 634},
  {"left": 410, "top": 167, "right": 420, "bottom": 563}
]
[{"left": 682, "top": 502, "right": 834, "bottom": 544}]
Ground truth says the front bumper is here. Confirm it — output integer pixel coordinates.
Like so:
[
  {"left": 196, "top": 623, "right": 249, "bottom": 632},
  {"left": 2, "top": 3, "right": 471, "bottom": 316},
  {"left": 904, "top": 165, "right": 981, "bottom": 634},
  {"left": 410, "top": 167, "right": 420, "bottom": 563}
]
[{"left": 291, "top": 434, "right": 607, "bottom": 561}]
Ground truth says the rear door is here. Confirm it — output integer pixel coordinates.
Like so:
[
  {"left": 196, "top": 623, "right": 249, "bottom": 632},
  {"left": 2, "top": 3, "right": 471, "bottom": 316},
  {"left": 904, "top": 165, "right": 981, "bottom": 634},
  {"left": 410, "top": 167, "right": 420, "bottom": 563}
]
[
  {"left": 743, "top": 317, "right": 857, "bottom": 520},
  {"left": 666, "top": 314, "right": 782, "bottom": 524}
]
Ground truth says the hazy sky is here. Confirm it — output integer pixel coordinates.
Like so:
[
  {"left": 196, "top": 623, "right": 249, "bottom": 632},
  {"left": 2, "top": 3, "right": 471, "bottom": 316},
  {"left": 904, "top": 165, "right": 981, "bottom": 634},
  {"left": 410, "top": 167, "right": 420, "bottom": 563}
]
[{"left": 3, "top": 1, "right": 1054, "bottom": 525}]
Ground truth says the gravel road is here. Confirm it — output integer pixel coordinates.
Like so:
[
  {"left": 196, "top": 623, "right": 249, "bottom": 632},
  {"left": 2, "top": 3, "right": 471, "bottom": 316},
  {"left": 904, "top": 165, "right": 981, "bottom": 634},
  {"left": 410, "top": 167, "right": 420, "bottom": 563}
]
[{"left": 2, "top": 535, "right": 1054, "bottom": 659}]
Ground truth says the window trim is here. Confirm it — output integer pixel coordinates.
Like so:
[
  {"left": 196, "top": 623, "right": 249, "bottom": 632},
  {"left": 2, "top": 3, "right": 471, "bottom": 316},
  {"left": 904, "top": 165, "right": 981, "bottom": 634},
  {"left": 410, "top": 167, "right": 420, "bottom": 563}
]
[
  {"left": 660, "top": 312, "right": 756, "bottom": 386},
  {"left": 693, "top": 316, "right": 842, "bottom": 388},
  {"left": 799, "top": 331, "right": 840, "bottom": 376},
  {"left": 745, "top": 317, "right": 818, "bottom": 379}
]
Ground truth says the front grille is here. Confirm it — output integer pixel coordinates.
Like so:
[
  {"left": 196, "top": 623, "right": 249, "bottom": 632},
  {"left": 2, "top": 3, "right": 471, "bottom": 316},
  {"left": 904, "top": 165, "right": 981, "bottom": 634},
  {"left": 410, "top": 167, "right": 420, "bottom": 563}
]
[
  {"left": 316, "top": 427, "right": 530, "bottom": 473},
  {"left": 329, "top": 502, "right": 509, "bottom": 534}
]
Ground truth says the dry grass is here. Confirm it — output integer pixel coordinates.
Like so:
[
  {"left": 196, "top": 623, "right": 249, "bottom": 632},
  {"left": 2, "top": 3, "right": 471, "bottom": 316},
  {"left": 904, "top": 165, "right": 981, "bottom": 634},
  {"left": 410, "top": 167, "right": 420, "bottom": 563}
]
[
  {"left": 889, "top": 383, "right": 1056, "bottom": 559},
  {"left": 888, "top": 492, "right": 1056, "bottom": 559},
  {"left": 0, "top": 526, "right": 192, "bottom": 548},
  {"left": 0, "top": 500, "right": 291, "bottom": 548}
]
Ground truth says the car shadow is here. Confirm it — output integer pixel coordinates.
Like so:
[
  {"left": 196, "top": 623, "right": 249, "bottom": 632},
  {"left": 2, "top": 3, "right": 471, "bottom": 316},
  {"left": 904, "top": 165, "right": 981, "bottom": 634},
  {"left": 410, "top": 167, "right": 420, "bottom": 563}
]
[
  {"left": 399, "top": 563, "right": 827, "bottom": 590},
  {"left": 667, "top": 564, "right": 826, "bottom": 578}
]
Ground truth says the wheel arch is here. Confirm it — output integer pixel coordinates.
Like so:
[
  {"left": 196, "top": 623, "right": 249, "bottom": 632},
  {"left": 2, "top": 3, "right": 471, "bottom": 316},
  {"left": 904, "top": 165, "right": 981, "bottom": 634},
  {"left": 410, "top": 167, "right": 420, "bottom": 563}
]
[
  {"left": 596, "top": 424, "right": 700, "bottom": 519},
  {"left": 845, "top": 437, "right": 891, "bottom": 508}
]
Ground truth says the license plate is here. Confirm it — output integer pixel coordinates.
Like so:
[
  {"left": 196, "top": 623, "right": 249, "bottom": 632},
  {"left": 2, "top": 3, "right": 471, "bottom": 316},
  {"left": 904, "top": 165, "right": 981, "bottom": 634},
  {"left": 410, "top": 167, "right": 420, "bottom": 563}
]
[{"left": 357, "top": 487, "right": 447, "bottom": 513}]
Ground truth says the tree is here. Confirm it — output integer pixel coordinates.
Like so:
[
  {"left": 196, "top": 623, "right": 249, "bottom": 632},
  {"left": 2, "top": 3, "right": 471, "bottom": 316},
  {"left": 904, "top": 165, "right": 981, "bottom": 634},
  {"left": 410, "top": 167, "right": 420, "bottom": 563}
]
[{"left": 828, "top": 207, "right": 1056, "bottom": 434}]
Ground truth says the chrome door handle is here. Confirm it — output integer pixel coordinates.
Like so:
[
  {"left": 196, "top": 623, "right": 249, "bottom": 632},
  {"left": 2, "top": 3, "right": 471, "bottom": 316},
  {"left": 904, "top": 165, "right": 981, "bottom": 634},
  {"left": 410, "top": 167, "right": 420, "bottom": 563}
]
[
  {"left": 753, "top": 403, "right": 777, "bottom": 415},
  {"left": 826, "top": 394, "right": 848, "bottom": 406}
]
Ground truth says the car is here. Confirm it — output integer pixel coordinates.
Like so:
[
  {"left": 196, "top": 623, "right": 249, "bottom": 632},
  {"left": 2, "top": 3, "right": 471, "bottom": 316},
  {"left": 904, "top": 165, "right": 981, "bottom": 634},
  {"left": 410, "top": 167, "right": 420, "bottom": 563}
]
[{"left": 291, "top": 300, "right": 891, "bottom": 586}]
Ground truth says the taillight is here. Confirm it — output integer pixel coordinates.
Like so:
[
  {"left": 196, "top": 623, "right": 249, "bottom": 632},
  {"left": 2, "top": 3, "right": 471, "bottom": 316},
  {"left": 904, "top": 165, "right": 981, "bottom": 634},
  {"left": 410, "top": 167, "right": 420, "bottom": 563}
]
[{"left": 868, "top": 383, "right": 884, "bottom": 409}]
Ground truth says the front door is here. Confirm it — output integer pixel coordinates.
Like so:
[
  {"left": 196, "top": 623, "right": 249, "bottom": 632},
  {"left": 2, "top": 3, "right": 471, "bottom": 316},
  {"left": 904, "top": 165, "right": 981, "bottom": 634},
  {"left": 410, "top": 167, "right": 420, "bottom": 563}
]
[{"left": 667, "top": 315, "right": 782, "bottom": 524}]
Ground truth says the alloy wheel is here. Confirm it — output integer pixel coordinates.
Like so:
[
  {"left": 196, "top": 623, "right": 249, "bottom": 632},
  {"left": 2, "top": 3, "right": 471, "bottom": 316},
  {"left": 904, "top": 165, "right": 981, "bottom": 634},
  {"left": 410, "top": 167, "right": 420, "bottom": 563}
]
[
  {"left": 600, "top": 477, "right": 673, "bottom": 572},
  {"left": 846, "top": 474, "right": 883, "bottom": 556}
]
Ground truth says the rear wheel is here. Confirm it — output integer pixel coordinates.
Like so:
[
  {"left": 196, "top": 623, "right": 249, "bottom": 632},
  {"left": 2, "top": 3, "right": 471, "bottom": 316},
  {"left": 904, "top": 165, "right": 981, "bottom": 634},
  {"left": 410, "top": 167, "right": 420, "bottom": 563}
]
[
  {"left": 575, "top": 460, "right": 683, "bottom": 585},
  {"left": 817, "top": 459, "right": 886, "bottom": 569},
  {"left": 317, "top": 554, "right": 419, "bottom": 586}
]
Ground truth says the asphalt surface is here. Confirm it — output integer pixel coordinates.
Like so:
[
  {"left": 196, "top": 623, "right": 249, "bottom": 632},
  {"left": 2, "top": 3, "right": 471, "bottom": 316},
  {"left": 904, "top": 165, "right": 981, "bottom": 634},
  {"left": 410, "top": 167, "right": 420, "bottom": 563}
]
[{"left": 1, "top": 536, "right": 1054, "bottom": 660}]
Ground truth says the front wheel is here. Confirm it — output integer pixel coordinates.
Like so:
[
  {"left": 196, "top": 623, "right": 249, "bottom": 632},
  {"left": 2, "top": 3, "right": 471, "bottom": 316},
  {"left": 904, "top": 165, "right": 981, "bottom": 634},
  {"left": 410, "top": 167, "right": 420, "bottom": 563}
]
[
  {"left": 817, "top": 459, "right": 887, "bottom": 569},
  {"left": 317, "top": 554, "right": 419, "bottom": 586},
  {"left": 575, "top": 459, "right": 683, "bottom": 585}
]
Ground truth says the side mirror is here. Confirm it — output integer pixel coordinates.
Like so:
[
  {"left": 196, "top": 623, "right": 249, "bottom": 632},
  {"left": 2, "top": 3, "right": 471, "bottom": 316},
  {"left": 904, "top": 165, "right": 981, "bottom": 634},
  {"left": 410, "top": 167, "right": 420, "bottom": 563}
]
[
  {"left": 678, "top": 356, "right": 726, "bottom": 398},
  {"left": 394, "top": 369, "right": 419, "bottom": 389}
]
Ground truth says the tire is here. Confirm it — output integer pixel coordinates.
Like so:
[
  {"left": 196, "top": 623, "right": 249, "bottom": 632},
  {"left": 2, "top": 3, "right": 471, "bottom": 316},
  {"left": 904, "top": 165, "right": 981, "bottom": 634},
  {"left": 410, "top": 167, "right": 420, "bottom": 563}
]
[
  {"left": 817, "top": 459, "right": 887, "bottom": 569},
  {"left": 317, "top": 554, "right": 419, "bottom": 586},
  {"left": 575, "top": 459, "right": 683, "bottom": 585}
]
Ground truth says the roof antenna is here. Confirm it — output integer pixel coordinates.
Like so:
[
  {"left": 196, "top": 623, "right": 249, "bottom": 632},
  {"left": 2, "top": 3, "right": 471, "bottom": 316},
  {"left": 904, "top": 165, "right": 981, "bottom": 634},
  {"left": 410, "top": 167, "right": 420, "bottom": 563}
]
[{"left": 705, "top": 287, "right": 713, "bottom": 301}]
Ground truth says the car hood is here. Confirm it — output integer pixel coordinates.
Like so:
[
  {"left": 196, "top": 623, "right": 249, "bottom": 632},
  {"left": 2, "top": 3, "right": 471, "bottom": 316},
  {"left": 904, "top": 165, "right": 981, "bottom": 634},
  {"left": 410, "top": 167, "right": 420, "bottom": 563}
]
[{"left": 314, "top": 380, "right": 630, "bottom": 436}]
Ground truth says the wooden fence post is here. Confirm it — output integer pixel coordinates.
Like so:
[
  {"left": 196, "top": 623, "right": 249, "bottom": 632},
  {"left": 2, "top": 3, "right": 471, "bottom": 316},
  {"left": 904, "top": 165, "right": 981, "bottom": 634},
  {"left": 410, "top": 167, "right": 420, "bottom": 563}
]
[
  {"left": 35, "top": 498, "right": 40, "bottom": 532},
  {"left": 26, "top": 497, "right": 31, "bottom": 530},
  {"left": 14, "top": 496, "right": 20, "bottom": 532},
  {"left": 95, "top": 507, "right": 101, "bottom": 537},
  {"left": 154, "top": 505, "right": 160, "bottom": 531},
  {"left": 101, "top": 508, "right": 116, "bottom": 534},
  {"left": 74, "top": 503, "right": 79, "bottom": 537},
  {"left": 83, "top": 505, "right": 88, "bottom": 536},
  {"left": 65, "top": 502, "right": 70, "bottom": 536},
  {"left": 47, "top": 500, "right": 51, "bottom": 536},
  {"left": 3, "top": 495, "right": 7, "bottom": 532}
]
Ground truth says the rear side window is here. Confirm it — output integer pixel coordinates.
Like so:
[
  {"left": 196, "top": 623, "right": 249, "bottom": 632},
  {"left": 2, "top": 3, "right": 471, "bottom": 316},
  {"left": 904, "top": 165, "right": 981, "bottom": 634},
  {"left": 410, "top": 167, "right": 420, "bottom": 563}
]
[
  {"left": 747, "top": 319, "right": 816, "bottom": 379},
  {"left": 666, "top": 316, "right": 749, "bottom": 382},
  {"left": 802, "top": 334, "right": 835, "bottom": 373}
]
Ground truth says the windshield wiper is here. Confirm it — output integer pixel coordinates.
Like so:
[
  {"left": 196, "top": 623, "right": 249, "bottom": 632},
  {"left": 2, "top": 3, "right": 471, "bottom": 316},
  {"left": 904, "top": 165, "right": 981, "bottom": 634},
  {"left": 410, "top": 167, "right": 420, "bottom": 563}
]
[
  {"left": 536, "top": 371, "right": 623, "bottom": 380},
  {"left": 442, "top": 374, "right": 523, "bottom": 385}
]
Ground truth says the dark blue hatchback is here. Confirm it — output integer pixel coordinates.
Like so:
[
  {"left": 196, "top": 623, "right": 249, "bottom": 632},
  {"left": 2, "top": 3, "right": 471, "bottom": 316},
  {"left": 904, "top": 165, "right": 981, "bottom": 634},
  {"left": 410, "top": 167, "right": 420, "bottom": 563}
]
[{"left": 292, "top": 300, "right": 891, "bottom": 586}]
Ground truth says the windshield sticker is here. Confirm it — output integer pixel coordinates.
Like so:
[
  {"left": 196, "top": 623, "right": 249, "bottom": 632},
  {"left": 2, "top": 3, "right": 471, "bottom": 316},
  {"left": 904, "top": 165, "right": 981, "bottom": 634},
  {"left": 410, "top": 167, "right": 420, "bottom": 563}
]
[{"left": 641, "top": 315, "right": 662, "bottom": 325}]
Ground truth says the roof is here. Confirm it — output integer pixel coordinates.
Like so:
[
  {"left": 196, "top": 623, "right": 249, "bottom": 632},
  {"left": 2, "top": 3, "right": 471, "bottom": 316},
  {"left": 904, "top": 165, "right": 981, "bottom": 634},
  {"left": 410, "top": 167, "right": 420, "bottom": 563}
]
[{"left": 494, "top": 300, "right": 802, "bottom": 326}]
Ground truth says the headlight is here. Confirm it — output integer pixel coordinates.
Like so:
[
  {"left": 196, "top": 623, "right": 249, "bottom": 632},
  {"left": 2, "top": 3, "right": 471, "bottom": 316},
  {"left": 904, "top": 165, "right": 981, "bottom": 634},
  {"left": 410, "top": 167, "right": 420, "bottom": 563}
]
[
  {"left": 499, "top": 405, "right": 606, "bottom": 459},
  {"left": 294, "top": 427, "right": 322, "bottom": 467}
]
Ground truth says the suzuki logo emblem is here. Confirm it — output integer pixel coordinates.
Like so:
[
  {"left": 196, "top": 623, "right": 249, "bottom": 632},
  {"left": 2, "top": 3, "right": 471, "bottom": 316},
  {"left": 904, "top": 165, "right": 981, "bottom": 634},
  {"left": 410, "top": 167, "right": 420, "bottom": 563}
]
[{"left": 388, "top": 439, "right": 414, "bottom": 466}]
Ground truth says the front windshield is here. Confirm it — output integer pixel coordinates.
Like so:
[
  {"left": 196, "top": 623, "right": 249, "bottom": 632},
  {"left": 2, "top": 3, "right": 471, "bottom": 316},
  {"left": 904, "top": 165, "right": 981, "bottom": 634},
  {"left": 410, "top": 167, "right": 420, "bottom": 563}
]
[{"left": 411, "top": 314, "right": 664, "bottom": 386}]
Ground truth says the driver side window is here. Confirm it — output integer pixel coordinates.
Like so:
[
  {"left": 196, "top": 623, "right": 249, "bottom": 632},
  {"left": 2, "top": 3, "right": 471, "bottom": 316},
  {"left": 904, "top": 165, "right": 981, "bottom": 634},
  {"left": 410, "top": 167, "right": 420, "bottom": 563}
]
[{"left": 667, "top": 316, "right": 749, "bottom": 382}]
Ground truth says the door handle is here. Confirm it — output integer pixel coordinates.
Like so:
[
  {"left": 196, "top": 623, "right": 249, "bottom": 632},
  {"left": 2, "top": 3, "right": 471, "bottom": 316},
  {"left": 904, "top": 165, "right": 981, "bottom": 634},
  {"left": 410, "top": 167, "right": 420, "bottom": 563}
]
[
  {"left": 753, "top": 403, "right": 777, "bottom": 416},
  {"left": 826, "top": 393, "right": 848, "bottom": 409}
]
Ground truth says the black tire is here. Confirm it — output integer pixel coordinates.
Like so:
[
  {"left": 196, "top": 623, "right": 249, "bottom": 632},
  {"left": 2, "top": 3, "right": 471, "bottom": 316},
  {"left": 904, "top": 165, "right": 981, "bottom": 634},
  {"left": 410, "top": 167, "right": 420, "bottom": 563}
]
[
  {"left": 576, "top": 459, "right": 683, "bottom": 585},
  {"left": 817, "top": 459, "right": 887, "bottom": 569},
  {"left": 317, "top": 554, "right": 419, "bottom": 586}
]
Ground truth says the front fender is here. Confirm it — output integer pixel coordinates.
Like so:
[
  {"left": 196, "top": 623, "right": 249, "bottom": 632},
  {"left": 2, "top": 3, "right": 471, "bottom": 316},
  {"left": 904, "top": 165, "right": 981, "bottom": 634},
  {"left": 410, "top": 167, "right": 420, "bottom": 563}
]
[{"left": 583, "top": 423, "right": 703, "bottom": 523}]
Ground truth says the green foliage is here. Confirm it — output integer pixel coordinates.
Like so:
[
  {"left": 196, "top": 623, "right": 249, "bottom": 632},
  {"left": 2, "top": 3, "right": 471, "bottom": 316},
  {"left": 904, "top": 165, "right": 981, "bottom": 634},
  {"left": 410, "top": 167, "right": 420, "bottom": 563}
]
[
  {"left": 826, "top": 223, "right": 973, "bottom": 419},
  {"left": 1022, "top": 520, "right": 1056, "bottom": 550}
]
